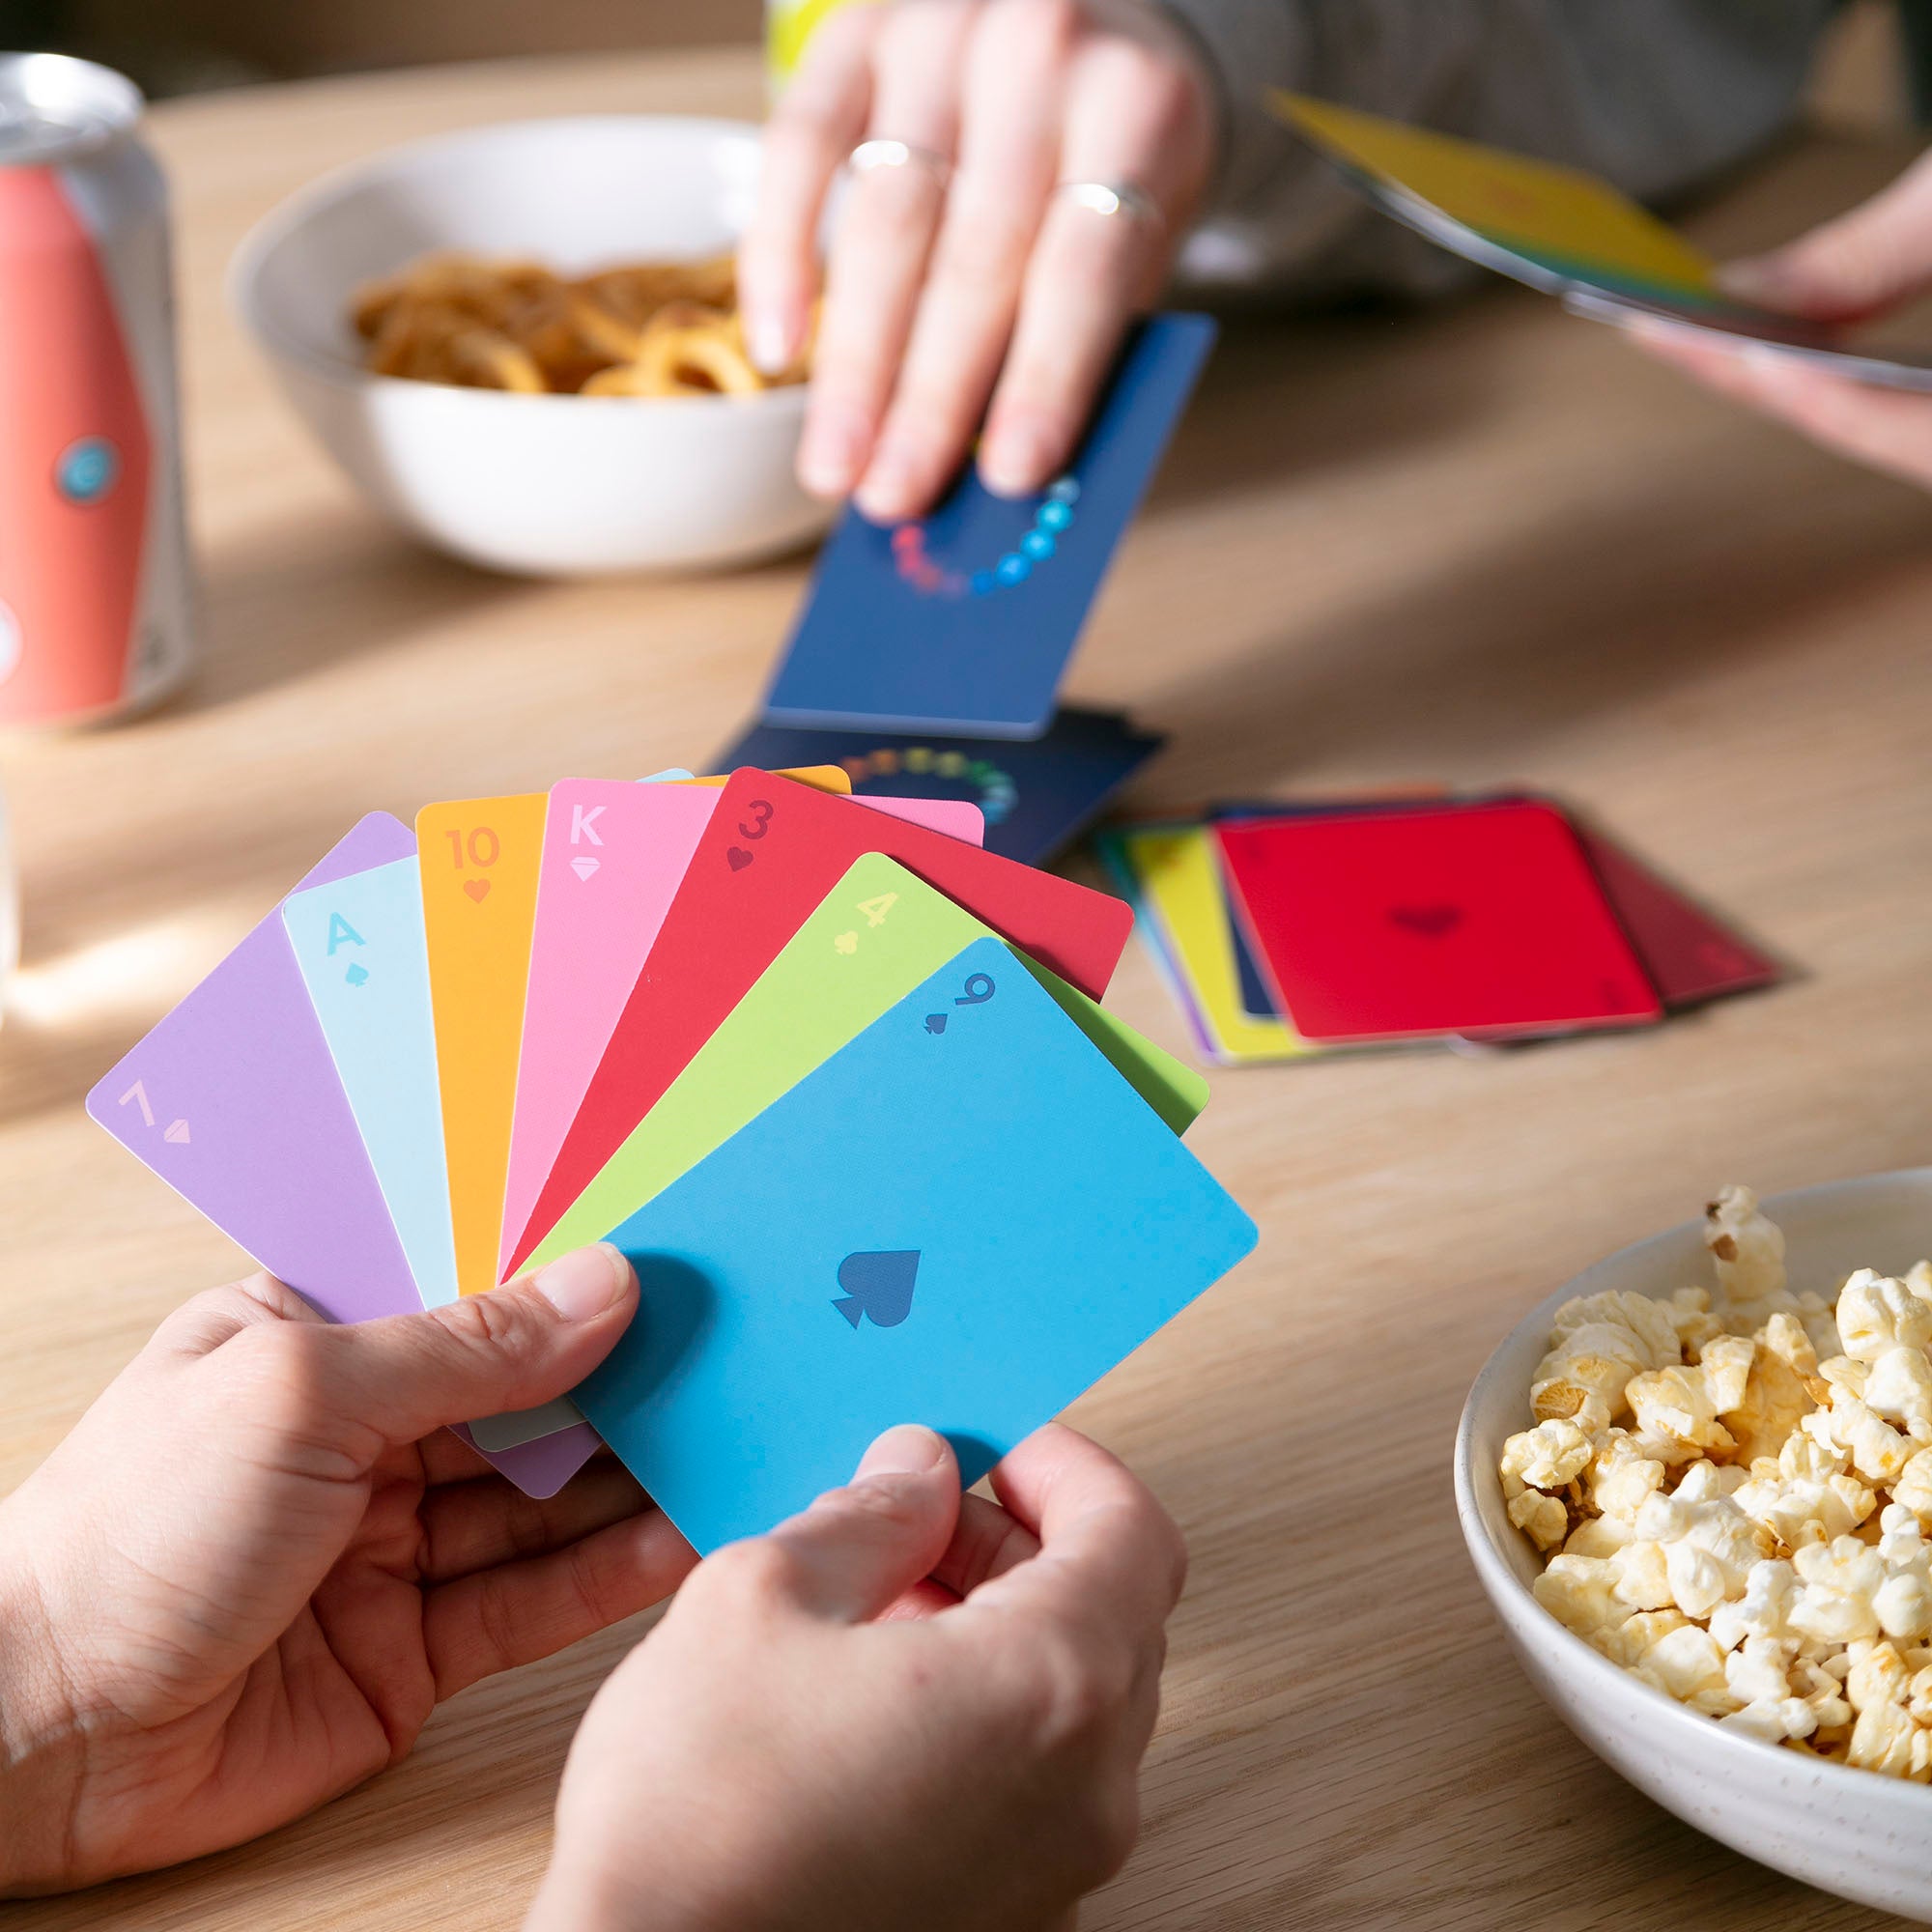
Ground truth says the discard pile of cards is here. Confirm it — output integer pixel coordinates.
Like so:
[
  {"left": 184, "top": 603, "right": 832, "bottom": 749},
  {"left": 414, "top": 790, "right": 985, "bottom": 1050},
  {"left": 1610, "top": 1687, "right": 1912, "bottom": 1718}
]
[
  {"left": 90, "top": 765, "right": 1257, "bottom": 1547},
  {"left": 1098, "top": 792, "right": 1779, "bottom": 1065}
]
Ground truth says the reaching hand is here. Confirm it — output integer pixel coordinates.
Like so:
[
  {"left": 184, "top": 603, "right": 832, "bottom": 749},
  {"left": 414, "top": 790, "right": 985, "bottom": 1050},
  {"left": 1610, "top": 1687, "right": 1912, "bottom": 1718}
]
[
  {"left": 527, "top": 1421, "right": 1185, "bottom": 1932},
  {"left": 1628, "top": 148, "right": 1932, "bottom": 489},
  {"left": 740, "top": 0, "right": 1216, "bottom": 521},
  {"left": 0, "top": 1244, "right": 696, "bottom": 1894}
]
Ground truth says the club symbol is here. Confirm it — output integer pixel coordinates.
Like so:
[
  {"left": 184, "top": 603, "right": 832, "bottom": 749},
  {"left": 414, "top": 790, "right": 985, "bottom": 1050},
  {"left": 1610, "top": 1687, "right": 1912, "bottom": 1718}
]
[
  {"left": 162, "top": 1120, "right": 190, "bottom": 1144},
  {"left": 923, "top": 1012, "right": 948, "bottom": 1035},
  {"left": 463, "top": 879, "right": 492, "bottom": 903},
  {"left": 833, "top": 1250, "right": 919, "bottom": 1329},
  {"left": 570, "top": 857, "right": 601, "bottom": 882},
  {"left": 834, "top": 931, "right": 858, "bottom": 955},
  {"left": 726, "top": 847, "right": 753, "bottom": 872},
  {"left": 344, "top": 963, "right": 370, "bottom": 987}
]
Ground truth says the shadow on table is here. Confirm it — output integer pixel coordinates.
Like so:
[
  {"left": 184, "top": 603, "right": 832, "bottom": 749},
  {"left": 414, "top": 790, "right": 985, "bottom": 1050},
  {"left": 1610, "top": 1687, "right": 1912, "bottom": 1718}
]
[
  {"left": 1147, "top": 427, "right": 1932, "bottom": 802},
  {"left": 175, "top": 505, "right": 548, "bottom": 719}
]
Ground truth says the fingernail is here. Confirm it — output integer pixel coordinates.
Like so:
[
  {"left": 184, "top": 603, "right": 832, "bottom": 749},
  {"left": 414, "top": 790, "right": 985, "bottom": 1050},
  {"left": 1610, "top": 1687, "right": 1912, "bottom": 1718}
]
[
  {"left": 533, "top": 1242, "right": 632, "bottom": 1321},
  {"left": 749, "top": 310, "right": 793, "bottom": 377},
  {"left": 979, "top": 416, "right": 1055, "bottom": 497},
  {"left": 856, "top": 1423, "right": 949, "bottom": 1480},
  {"left": 854, "top": 442, "right": 919, "bottom": 521},
  {"left": 798, "top": 408, "right": 868, "bottom": 497}
]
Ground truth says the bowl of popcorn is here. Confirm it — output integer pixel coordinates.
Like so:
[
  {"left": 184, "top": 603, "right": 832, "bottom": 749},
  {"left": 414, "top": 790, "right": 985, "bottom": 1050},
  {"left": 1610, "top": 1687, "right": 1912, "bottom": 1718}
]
[
  {"left": 231, "top": 115, "right": 831, "bottom": 576},
  {"left": 1457, "top": 1173, "right": 1932, "bottom": 1918}
]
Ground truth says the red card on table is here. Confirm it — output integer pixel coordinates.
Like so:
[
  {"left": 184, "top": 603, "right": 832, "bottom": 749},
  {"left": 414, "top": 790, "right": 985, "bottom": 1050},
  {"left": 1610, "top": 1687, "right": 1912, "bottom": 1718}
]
[
  {"left": 1214, "top": 799, "right": 1664, "bottom": 1042},
  {"left": 506, "top": 769, "right": 1134, "bottom": 1275},
  {"left": 1570, "top": 821, "right": 1779, "bottom": 1009}
]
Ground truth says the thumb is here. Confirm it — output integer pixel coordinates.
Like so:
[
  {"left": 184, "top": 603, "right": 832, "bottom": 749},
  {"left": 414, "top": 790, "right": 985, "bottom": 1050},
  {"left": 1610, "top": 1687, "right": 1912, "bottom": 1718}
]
[
  {"left": 1719, "top": 151, "right": 1932, "bottom": 322},
  {"left": 754, "top": 1424, "right": 961, "bottom": 1623},
  {"left": 290, "top": 1243, "right": 638, "bottom": 1454}
]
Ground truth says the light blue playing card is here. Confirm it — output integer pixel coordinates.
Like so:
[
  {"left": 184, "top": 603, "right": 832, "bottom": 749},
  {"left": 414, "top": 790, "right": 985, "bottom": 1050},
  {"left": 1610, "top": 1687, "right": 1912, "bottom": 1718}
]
[
  {"left": 283, "top": 859, "right": 583, "bottom": 1455},
  {"left": 284, "top": 859, "right": 460, "bottom": 1311},
  {"left": 574, "top": 934, "right": 1258, "bottom": 1554}
]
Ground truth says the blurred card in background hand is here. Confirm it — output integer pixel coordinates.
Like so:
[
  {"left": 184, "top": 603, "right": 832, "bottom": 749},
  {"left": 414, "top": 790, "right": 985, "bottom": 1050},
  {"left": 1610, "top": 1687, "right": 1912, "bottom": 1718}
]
[
  {"left": 762, "top": 314, "right": 1217, "bottom": 739},
  {"left": 717, "top": 708, "right": 1164, "bottom": 865}
]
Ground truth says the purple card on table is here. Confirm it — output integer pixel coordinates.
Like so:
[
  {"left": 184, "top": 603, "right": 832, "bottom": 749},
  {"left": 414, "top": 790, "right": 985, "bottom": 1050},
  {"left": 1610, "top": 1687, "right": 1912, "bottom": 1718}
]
[{"left": 86, "top": 813, "right": 598, "bottom": 1499}]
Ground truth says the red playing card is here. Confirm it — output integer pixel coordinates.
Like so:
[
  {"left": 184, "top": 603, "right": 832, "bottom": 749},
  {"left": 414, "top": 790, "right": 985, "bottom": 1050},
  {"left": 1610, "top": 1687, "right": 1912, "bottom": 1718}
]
[
  {"left": 1569, "top": 821, "right": 1780, "bottom": 1009},
  {"left": 505, "top": 769, "right": 1134, "bottom": 1276},
  {"left": 1214, "top": 799, "right": 1664, "bottom": 1042}
]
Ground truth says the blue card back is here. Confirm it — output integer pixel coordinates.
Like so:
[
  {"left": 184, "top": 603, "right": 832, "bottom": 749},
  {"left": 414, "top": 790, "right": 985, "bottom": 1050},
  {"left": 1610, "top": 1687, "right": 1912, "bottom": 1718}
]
[
  {"left": 574, "top": 933, "right": 1257, "bottom": 1553},
  {"left": 762, "top": 314, "right": 1217, "bottom": 740}
]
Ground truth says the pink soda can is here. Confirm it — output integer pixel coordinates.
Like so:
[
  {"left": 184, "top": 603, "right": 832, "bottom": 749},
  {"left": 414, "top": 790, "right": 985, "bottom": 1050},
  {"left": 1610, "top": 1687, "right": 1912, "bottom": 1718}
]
[{"left": 0, "top": 53, "right": 194, "bottom": 725}]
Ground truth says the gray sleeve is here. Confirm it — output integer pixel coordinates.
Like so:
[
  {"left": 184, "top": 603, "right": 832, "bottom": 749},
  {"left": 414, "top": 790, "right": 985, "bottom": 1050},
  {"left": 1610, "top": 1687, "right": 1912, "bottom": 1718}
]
[{"left": 1155, "top": 0, "right": 1842, "bottom": 297}]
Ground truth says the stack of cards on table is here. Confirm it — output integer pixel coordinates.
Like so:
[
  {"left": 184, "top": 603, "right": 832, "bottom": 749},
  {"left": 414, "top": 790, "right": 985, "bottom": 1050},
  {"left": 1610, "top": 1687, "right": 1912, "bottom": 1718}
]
[
  {"left": 89, "top": 764, "right": 1256, "bottom": 1548},
  {"left": 1098, "top": 792, "right": 1779, "bottom": 1065},
  {"left": 712, "top": 312, "right": 1220, "bottom": 862}
]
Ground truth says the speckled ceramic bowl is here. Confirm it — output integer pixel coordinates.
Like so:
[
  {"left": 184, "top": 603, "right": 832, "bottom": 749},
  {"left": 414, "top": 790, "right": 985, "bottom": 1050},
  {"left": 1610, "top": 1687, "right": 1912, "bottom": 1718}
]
[{"left": 1456, "top": 1170, "right": 1932, "bottom": 1919}]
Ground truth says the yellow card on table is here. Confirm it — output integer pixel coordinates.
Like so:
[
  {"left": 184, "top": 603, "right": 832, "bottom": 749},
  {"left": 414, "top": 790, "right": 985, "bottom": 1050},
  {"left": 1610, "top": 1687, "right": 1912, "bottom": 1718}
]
[
  {"left": 1271, "top": 93, "right": 1714, "bottom": 298},
  {"left": 1118, "top": 823, "right": 1311, "bottom": 1065},
  {"left": 418, "top": 793, "right": 550, "bottom": 1296}
]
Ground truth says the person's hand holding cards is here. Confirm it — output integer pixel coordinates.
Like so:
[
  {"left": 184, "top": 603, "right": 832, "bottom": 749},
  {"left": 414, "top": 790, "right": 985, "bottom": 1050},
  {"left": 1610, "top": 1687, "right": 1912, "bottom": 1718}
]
[
  {"left": 1627, "top": 146, "right": 1932, "bottom": 492},
  {"left": 737, "top": 0, "right": 1215, "bottom": 520},
  {"left": 0, "top": 1243, "right": 690, "bottom": 1893},
  {"left": 529, "top": 1423, "right": 1181, "bottom": 1932}
]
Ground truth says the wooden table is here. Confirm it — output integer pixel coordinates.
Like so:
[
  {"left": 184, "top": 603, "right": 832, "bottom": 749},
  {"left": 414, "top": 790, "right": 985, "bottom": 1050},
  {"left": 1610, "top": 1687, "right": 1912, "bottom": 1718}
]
[{"left": 6, "top": 46, "right": 1932, "bottom": 1932}]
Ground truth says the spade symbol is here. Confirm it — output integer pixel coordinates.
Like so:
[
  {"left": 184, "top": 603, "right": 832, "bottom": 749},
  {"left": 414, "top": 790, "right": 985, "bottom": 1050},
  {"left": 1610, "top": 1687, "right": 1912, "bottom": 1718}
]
[
  {"left": 344, "top": 963, "right": 370, "bottom": 987},
  {"left": 923, "top": 1012, "right": 948, "bottom": 1035},
  {"left": 570, "top": 857, "right": 601, "bottom": 882},
  {"left": 726, "top": 847, "right": 753, "bottom": 872},
  {"left": 833, "top": 1250, "right": 919, "bottom": 1329}
]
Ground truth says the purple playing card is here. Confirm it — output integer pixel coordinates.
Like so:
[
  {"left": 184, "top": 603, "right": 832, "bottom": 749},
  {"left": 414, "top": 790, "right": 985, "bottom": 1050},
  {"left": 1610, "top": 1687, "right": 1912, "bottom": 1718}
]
[{"left": 87, "top": 812, "right": 599, "bottom": 1499}]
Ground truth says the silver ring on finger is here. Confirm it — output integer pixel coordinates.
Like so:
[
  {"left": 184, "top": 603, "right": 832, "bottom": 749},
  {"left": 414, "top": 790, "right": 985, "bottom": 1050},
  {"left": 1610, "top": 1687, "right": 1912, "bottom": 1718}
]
[
  {"left": 847, "top": 137, "right": 952, "bottom": 190},
  {"left": 1054, "top": 178, "right": 1163, "bottom": 229}
]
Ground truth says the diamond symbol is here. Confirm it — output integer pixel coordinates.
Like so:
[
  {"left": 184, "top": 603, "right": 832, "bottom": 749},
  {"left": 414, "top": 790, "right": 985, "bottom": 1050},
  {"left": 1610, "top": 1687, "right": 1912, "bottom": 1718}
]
[
  {"left": 834, "top": 931, "right": 857, "bottom": 955},
  {"left": 163, "top": 1120, "right": 190, "bottom": 1144},
  {"left": 570, "top": 857, "right": 601, "bottom": 881}
]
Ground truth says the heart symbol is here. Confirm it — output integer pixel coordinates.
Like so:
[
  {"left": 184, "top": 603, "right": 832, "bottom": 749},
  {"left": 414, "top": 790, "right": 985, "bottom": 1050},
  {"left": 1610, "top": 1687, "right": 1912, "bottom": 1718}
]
[
  {"left": 1389, "top": 902, "right": 1460, "bottom": 937},
  {"left": 726, "top": 847, "right": 753, "bottom": 872},
  {"left": 833, "top": 1250, "right": 920, "bottom": 1330},
  {"left": 344, "top": 963, "right": 370, "bottom": 987},
  {"left": 464, "top": 879, "right": 491, "bottom": 903},
  {"left": 834, "top": 931, "right": 858, "bottom": 955},
  {"left": 923, "top": 1012, "right": 948, "bottom": 1035},
  {"left": 570, "top": 857, "right": 601, "bottom": 882}
]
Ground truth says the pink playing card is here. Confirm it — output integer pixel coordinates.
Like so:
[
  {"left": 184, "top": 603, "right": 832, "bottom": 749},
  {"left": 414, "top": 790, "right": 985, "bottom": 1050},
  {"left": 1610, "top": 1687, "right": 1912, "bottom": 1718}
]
[{"left": 498, "top": 780, "right": 983, "bottom": 1280}]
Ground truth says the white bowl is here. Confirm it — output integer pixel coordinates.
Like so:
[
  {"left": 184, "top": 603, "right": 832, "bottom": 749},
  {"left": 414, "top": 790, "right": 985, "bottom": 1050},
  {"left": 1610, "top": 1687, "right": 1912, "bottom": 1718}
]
[
  {"left": 230, "top": 116, "right": 833, "bottom": 576},
  {"left": 1456, "top": 1170, "right": 1932, "bottom": 1919}
]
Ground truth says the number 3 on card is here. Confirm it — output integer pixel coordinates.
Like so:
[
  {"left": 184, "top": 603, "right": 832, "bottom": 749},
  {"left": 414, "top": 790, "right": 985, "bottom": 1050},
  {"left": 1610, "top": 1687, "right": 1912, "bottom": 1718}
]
[{"left": 856, "top": 892, "right": 897, "bottom": 928}]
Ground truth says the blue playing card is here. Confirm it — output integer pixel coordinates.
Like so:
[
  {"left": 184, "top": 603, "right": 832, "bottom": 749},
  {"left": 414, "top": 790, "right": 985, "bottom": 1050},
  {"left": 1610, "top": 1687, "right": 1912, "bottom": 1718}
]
[
  {"left": 762, "top": 314, "right": 1218, "bottom": 740},
  {"left": 573, "top": 933, "right": 1257, "bottom": 1554},
  {"left": 714, "top": 708, "right": 1164, "bottom": 865}
]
